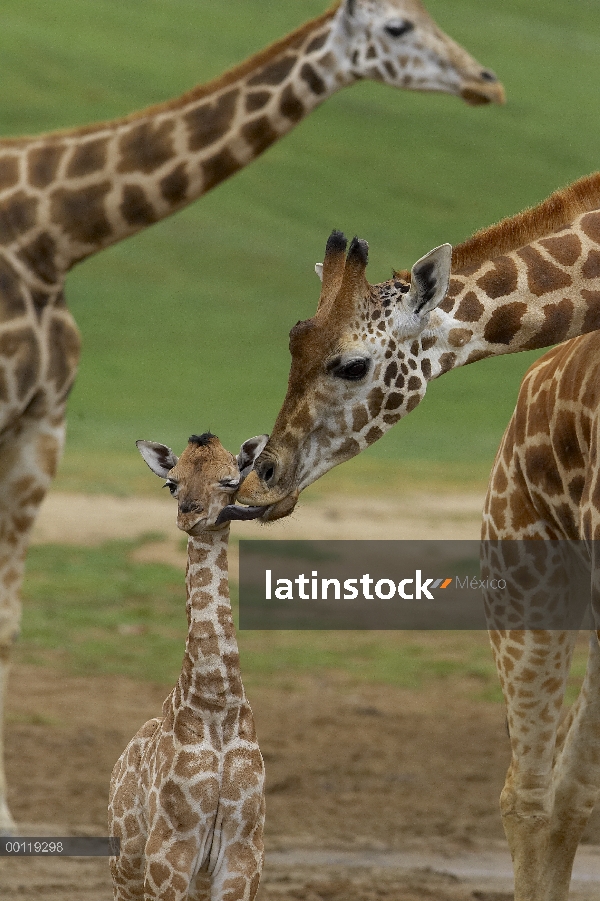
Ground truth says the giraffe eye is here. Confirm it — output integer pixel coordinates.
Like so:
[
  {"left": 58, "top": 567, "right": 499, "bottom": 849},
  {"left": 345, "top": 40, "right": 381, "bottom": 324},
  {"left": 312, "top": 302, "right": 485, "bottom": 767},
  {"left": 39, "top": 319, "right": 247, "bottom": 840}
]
[
  {"left": 219, "top": 477, "right": 240, "bottom": 490},
  {"left": 385, "top": 20, "right": 414, "bottom": 38},
  {"left": 164, "top": 479, "right": 178, "bottom": 496},
  {"left": 329, "top": 357, "right": 371, "bottom": 381}
]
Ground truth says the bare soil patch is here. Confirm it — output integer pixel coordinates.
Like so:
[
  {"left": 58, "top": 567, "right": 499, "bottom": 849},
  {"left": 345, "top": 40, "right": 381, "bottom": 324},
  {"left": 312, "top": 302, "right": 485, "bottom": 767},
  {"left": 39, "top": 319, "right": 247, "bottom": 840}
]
[{"left": 2, "top": 664, "right": 600, "bottom": 900}]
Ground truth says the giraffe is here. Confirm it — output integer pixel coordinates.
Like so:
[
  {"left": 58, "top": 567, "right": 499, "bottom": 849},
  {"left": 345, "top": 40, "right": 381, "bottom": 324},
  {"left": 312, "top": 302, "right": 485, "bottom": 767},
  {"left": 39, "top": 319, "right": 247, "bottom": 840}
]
[
  {"left": 477, "top": 333, "right": 600, "bottom": 901},
  {"left": 0, "top": 2, "right": 503, "bottom": 833},
  {"left": 236, "top": 173, "right": 600, "bottom": 900},
  {"left": 109, "top": 430, "right": 269, "bottom": 901}
]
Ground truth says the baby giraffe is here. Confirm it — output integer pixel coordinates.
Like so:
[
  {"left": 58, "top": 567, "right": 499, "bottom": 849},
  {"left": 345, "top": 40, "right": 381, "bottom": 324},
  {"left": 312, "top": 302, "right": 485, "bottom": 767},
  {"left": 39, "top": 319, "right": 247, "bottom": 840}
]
[{"left": 109, "top": 431, "right": 268, "bottom": 901}]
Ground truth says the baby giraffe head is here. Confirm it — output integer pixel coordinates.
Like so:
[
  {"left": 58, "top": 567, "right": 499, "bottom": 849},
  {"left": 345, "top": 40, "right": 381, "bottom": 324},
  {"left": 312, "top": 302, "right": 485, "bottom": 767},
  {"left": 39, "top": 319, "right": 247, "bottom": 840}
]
[{"left": 136, "top": 432, "right": 268, "bottom": 534}]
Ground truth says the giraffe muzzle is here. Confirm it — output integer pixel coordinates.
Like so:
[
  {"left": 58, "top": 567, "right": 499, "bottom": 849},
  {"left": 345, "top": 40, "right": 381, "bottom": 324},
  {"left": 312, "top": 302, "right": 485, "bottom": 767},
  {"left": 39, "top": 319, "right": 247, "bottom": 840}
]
[{"left": 460, "top": 72, "right": 505, "bottom": 106}]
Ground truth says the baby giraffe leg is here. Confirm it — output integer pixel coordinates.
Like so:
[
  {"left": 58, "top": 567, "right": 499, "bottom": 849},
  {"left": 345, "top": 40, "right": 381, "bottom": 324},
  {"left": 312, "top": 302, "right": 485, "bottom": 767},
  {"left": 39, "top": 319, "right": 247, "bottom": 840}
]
[{"left": 210, "top": 843, "right": 264, "bottom": 901}]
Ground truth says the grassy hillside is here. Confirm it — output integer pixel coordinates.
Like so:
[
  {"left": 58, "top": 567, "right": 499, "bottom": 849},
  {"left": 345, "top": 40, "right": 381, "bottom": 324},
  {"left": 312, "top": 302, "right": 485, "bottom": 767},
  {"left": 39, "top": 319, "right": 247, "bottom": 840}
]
[{"left": 3, "top": 0, "right": 600, "bottom": 493}]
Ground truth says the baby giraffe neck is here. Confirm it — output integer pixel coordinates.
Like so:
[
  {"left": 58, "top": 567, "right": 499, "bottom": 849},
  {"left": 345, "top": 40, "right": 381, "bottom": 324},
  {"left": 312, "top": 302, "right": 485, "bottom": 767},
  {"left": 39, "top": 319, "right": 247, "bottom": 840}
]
[{"left": 176, "top": 524, "right": 244, "bottom": 711}]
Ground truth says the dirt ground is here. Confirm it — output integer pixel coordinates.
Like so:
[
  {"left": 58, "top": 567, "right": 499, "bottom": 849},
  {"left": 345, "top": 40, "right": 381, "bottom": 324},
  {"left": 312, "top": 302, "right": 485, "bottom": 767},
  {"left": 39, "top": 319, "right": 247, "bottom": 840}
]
[{"left": 1, "top": 489, "right": 598, "bottom": 899}]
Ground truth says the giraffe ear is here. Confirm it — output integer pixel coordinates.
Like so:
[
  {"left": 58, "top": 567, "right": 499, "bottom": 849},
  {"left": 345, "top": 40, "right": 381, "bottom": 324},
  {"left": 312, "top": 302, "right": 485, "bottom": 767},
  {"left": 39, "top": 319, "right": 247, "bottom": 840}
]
[
  {"left": 237, "top": 434, "right": 269, "bottom": 479},
  {"left": 315, "top": 262, "right": 324, "bottom": 283},
  {"left": 407, "top": 244, "right": 452, "bottom": 318},
  {"left": 136, "top": 440, "right": 178, "bottom": 478}
]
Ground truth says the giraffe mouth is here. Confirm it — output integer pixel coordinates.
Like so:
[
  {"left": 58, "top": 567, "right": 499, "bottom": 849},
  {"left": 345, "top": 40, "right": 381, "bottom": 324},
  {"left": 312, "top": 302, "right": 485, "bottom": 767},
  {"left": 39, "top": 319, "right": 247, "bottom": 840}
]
[
  {"left": 460, "top": 81, "right": 506, "bottom": 106},
  {"left": 215, "top": 504, "right": 269, "bottom": 525}
]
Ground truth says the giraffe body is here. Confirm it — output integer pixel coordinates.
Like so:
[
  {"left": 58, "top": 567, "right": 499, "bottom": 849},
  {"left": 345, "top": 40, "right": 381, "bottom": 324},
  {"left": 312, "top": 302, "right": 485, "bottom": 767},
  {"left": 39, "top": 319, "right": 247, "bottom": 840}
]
[
  {"left": 482, "top": 334, "right": 600, "bottom": 901},
  {"left": 237, "top": 176, "right": 600, "bottom": 900},
  {"left": 0, "top": 0, "right": 503, "bottom": 833},
  {"left": 109, "top": 433, "right": 268, "bottom": 901}
]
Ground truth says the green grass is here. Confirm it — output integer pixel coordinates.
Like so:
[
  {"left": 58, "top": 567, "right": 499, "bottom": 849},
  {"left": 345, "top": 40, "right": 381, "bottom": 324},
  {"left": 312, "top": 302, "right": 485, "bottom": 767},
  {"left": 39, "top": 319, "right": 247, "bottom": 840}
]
[
  {"left": 18, "top": 538, "right": 590, "bottom": 703},
  {"left": 2, "top": 1, "right": 600, "bottom": 491}
]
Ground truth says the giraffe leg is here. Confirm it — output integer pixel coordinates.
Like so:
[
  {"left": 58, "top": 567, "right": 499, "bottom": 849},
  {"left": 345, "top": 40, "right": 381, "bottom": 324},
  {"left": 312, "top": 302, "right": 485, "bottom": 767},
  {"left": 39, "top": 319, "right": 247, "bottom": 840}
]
[
  {"left": 0, "top": 403, "right": 66, "bottom": 833},
  {"left": 210, "top": 843, "right": 263, "bottom": 901},
  {"left": 489, "top": 629, "right": 578, "bottom": 901},
  {"left": 537, "top": 632, "right": 600, "bottom": 901},
  {"left": 188, "top": 871, "right": 211, "bottom": 901}
]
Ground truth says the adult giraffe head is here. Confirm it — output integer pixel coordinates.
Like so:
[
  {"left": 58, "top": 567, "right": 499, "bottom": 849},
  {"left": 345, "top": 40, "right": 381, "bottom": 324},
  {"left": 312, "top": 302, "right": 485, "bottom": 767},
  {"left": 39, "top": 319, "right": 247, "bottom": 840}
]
[
  {"left": 325, "top": 0, "right": 503, "bottom": 105},
  {"left": 238, "top": 230, "right": 452, "bottom": 518},
  {"left": 239, "top": 174, "right": 600, "bottom": 518}
]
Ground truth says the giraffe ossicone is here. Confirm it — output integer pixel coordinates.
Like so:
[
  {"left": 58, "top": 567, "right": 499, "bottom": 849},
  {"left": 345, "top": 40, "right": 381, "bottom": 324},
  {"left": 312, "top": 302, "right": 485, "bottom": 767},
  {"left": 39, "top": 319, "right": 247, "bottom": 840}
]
[
  {"left": 109, "top": 432, "right": 267, "bottom": 901},
  {"left": 0, "top": 0, "right": 503, "bottom": 834}
]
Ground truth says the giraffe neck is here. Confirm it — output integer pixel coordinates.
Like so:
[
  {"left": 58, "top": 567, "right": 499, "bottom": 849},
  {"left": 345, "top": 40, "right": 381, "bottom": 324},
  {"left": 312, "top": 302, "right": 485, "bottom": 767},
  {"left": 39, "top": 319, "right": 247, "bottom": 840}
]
[
  {"left": 0, "top": 5, "right": 351, "bottom": 282},
  {"left": 422, "top": 214, "right": 600, "bottom": 378},
  {"left": 174, "top": 524, "right": 244, "bottom": 712}
]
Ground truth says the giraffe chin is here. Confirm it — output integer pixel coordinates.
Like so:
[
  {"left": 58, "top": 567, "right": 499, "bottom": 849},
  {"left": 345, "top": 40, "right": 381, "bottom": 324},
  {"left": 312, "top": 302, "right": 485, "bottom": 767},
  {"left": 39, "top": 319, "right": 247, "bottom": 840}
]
[{"left": 257, "top": 492, "right": 300, "bottom": 523}]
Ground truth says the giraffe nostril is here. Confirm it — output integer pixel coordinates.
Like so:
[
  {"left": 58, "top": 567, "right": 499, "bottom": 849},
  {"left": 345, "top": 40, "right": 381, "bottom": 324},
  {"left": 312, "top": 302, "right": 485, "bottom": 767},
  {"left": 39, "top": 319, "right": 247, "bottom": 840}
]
[
  {"left": 480, "top": 69, "right": 497, "bottom": 83},
  {"left": 258, "top": 460, "right": 276, "bottom": 485}
]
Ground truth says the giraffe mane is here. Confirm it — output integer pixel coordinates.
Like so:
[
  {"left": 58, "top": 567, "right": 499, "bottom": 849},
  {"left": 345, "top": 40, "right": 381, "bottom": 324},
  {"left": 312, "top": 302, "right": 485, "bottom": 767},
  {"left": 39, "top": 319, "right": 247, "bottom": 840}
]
[
  {"left": 394, "top": 172, "right": 600, "bottom": 281},
  {"left": 0, "top": 3, "right": 340, "bottom": 147}
]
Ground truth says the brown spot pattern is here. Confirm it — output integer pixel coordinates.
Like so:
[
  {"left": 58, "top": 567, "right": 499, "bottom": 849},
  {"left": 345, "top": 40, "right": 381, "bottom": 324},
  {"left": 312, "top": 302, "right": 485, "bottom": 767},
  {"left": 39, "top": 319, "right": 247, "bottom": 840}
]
[
  {"left": 185, "top": 89, "right": 239, "bottom": 151},
  {"left": 438, "top": 352, "right": 457, "bottom": 374},
  {"left": 524, "top": 443, "right": 563, "bottom": 496},
  {"left": 0, "top": 327, "right": 40, "bottom": 400},
  {"left": 448, "top": 328, "right": 472, "bottom": 347},
  {"left": 242, "top": 117, "right": 279, "bottom": 156},
  {"left": 0, "top": 191, "right": 38, "bottom": 243},
  {"left": 367, "top": 386, "right": 384, "bottom": 417},
  {"left": 521, "top": 298, "right": 574, "bottom": 350},
  {"left": 306, "top": 31, "right": 328, "bottom": 53},
  {"left": 517, "top": 245, "right": 573, "bottom": 296},
  {"left": 160, "top": 163, "right": 189, "bottom": 206},
  {"left": 0, "top": 156, "right": 19, "bottom": 191},
  {"left": 246, "top": 91, "right": 271, "bottom": 113},
  {"left": 27, "top": 144, "right": 65, "bottom": 188},
  {"left": 279, "top": 85, "right": 305, "bottom": 122},
  {"left": 118, "top": 120, "right": 175, "bottom": 174},
  {"left": 539, "top": 234, "right": 582, "bottom": 266},
  {"left": 335, "top": 437, "right": 360, "bottom": 459},
  {"left": 0, "top": 257, "right": 27, "bottom": 319},
  {"left": 365, "top": 426, "right": 383, "bottom": 445},
  {"left": 352, "top": 405, "right": 368, "bottom": 431},
  {"left": 50, "top": 182, "right": 111, "bottom": 245},
  {"left": 202, "top": 149, "right": 242, "bottom": 192},
  {"left": 445, "top": 278, "right": 465, "bottom": 299},
  {"left": 581, "top": 290, "right": 600, "bottom": 334},
  {"left": 582, "top": 250, "right": 600, "bottom": 280},
  {"left": 247, "top": 55, "right": 296, "bottom": 87},
  {"left": 66, "top": 138, "right": 109, "bottom": 178},
  {"left": 455, "top": 291, "right": 484, "bottom": 322},
  {"left": 580, "top": 212, "right": 600, "bottom": 245},
  {"left": 120, "top": 185, "right": 157, "bottom": 227},
  {"left": 484, "top": 301, "right": 527, "bottom": 345},
  {"left": 17, "top": 232, "right": 58, "bottom": 284},
  {"left": 300, "top": 63, "right": 326, "bottom": 95},
  {"left": 385, "top": 393, "right": 404, "bottom": 410},
  {"left": 477, "top": 256, "right": 519, "bottom": 299}
]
